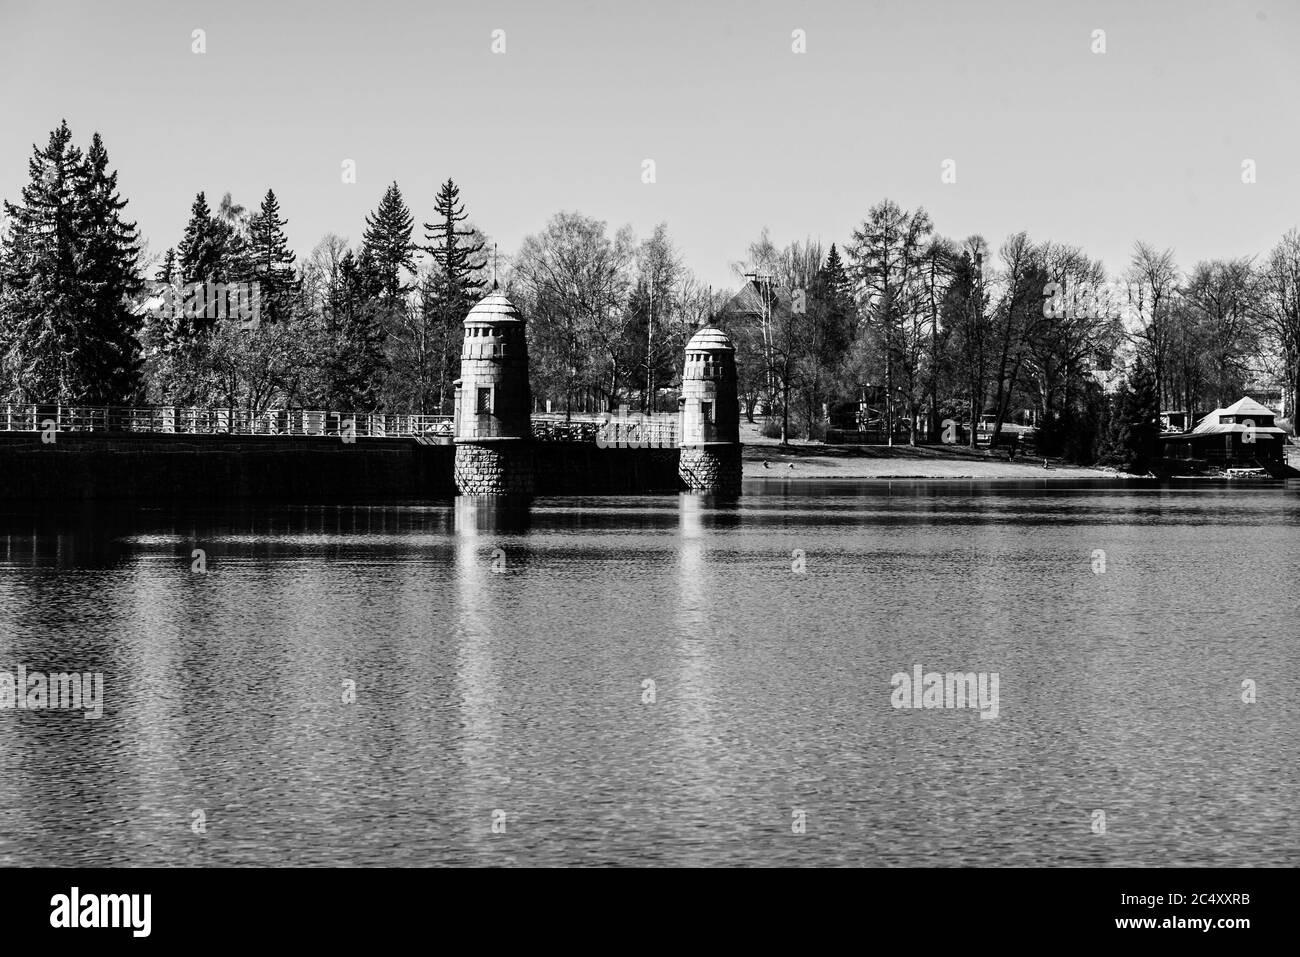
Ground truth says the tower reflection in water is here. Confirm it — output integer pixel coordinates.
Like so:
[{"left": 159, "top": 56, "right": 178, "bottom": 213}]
[{"left": 450, "top": 496, "right": 531, "bottom": 853}]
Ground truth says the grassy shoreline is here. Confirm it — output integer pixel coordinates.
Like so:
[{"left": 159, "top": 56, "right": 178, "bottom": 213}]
[
  {"left": 741, "top": 442, "right": 1119, "bottom": 480},
  {"left": 737, "top": 422, "right": 1119, "bottom": 480}
]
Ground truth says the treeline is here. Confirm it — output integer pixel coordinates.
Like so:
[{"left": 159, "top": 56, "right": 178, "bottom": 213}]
[
  {"left": 2, "top": 121, "right": 1297, "bottom": 469},
  {"left": 722, "top": 202, "right": 1299, "bottom": 466},
  {"left": 0, "top": 122, "right": 494, "bottom": 416},
  {"left": 140, "top": 174, "right": 491, "bottom": 417},
  {"left": 0, "top": 122, "right": 718, "bottom": 422}
]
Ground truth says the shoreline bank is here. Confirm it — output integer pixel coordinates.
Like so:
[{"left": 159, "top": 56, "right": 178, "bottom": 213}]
[{"left": 741, "top": 442, "right": 1120, "bottom": 480}]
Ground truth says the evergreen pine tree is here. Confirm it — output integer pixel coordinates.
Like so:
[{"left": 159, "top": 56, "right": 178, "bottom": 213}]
[
  {"left": 77, "top": 132, "right": 144, "bottom": 401},
  {"left": 412, "top": 270, "right": 444, "bottom": 414},
  {"left": 322, "top": 248, "right": 388, "bottom": 408},
  {"left": 1124, "top": 356, "right": 1161, "bottom": 473},
  {"left": 361, "top": 182, "right": 415, "bottom": 303},
  {"left": 156, "top": 247, "right": 177, "bottom": 283},
  {"left": 1101, "top": 356, "right": 1161, "bottom": 473},
  {"left": 243, "top": 189, "right": 298, "bottom": 323},
  {"left": 821, "top": 243, "right": 850, "bottom": 298},
  {"left": 0, "top": 121, "right": 142, "bottom": 403},
  {"left": 0, "top": 121, "right": 84, "bottom": 400},
  {"left": 142, "top": 243, "right": 190, "bottom": 394},
  {"left": 817, "top": 243, "right": 855, "bottom": 342},
  {"left": 177, "top": 192, "right": 230, "bottom": 288},
  {"left": 421, "top": 179, "right": 487, "bottom": 413},
  {"left": 801, "top": 243, "right": 857, "bottom": 433},
  {"left": 1098, "top": 382, "right": 1131, "bottom": 468},
  {"left": 423, "top": 178, "right": 486, "bottom": 304}
]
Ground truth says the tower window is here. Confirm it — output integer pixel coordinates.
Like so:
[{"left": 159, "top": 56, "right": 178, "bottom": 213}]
[
  {"left": 702, "top": 401, "right": 713, "bottom": 423},
  {"left": 476, "top": 388, "right": 492, "bottom": 414}
]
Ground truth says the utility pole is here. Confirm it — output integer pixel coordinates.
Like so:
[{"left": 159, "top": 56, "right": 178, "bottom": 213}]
[
  {"left": 972, "top": 249, "right": 984, "bottom": 448},
  {"left": 646, "top": 268, "right": 654, "bottom": 413}
]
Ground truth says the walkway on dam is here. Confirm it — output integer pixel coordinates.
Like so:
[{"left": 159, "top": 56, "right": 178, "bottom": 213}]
[{"left": 0, "top": 404, "right": 680, "bottom": 446}]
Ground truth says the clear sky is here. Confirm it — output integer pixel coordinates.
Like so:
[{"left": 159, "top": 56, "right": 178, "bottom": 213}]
[{"left": 2, "top": 0, "right": 1297, "bottom": 288}]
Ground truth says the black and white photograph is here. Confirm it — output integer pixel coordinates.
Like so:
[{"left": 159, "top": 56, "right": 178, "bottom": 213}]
[{"left": 0, "top": 0, "right": 1294, "bottom": 940}]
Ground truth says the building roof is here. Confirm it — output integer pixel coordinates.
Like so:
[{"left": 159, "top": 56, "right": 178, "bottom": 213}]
[
  {"left": 1187, "top": 395, "right": 1278, "bottom": 435},
  {"left": 719, "top": 280, "right": 793, "bottom": 318},
  {"left": 686, "top": 327, "right": 734, "bottom": 352},
  {"left": 1184, "top": 423, "right": 1287, "bottom": 438},
  {"left": 464, "top": 290, "right": 522, "bottom": 325},
  {"left": 1218, "top": 396, "right": 1274, "bottom": 418},
  {"left": 1165, "top": 395, "right": 1290, "bottom": 440}
]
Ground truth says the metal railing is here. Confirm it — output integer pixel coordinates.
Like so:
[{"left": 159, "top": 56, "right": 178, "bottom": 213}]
[
  {"left": 531, "top": 412, "right": 679, "bottom": 447},
  {"left": 1, "top": 405, "right": 454, "bottom": 438},
  {"left": 1, "top": 405, "right": 686, "bottom": 445}
]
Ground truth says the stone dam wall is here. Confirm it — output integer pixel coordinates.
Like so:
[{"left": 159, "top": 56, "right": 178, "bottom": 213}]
[{"left": 0, "top": 434, "right": 688, "bottom": 503}]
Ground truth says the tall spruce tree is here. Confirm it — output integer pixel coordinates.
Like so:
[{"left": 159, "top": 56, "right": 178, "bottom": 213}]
[
  {"left": 78, "top": 132, "right": 144, "bottom": 400},
  {"left": 821, "top": 243, "right": 851, "bottom": 299},
  {"left": 321, "top": 248, "right": 389, "bottom": 409},
  {"left": 177, "top": 192, "right": 230, "bottom": 287},
  {"left": 801, "top": 243, "right": 856, "bottom": 432},
  {"left": 176, "top": 191, "right": 248, "bottom": 336},
  {"left": 361, "top": 182, "right": 415, "bottom": 303},
  {"left": 1102, "top": 356, "right": 1161, "bottom": 473},
  {"left": 423, "top": 179, "right": 486, "bottom": 303},
  {"left": 421, "top": 179, "right": 487, "bottom": 412},
  {"left": 143, "top": 243, "right": 196, "bottom": 400},
  {"left": 817, "top": 243, "right": 856, "bottom": 348},
  {"left": 0, "top": 121, "right": 85, "bottom": 400},
  {"left": 243, "top": 189, "right": 297, "bottom": 323},
  {"left": 156, "top": 247, "right": 178, "bottom": 283},
  {"left": 0, "top": 120, "right": 142, "bottom": 403}
]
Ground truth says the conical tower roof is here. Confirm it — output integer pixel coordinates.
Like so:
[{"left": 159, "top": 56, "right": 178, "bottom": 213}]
[
  {"left": 465, "top": 290, "right": 523, "bottom": 325},
  {"left": 686, "top": 327, "right": 733, "bottom": 351}
]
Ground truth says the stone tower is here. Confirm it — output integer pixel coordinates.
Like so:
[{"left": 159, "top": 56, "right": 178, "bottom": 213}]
[
  {"left": 452, "top": 290, "right": 534, "bottom": 495},
  {"left": 678, "top": 327, "right": 742, "bottom": 494}
]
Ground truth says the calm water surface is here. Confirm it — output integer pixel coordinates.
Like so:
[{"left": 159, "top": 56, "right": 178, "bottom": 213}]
[{"left": 1, "top": 480, "right": 1297, "bottom": 866}]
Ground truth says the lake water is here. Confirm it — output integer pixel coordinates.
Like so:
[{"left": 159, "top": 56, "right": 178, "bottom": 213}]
[{"left": 1, "top": 480, "right": 1297, "bottom": 867}]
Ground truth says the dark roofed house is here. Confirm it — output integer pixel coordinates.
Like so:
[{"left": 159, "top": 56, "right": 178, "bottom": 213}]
[
  {"left": 717, "top": 276, "right": 794, "bottom": 322},
  {"left": 1161, "top": 397, "right": 1292, "bottom": 471}
]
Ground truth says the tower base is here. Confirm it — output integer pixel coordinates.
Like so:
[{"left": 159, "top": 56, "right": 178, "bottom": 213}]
[
  {"left": 678, "top": 445, "right": 742, "bottom": 495},
  {"left": 454, "top": 443, "right": 534, "bottom": 496}
]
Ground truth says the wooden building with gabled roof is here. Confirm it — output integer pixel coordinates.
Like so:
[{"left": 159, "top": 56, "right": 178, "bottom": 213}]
[{"left": 1161, "top": 396, "right": 1292, "bottom": 470}]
